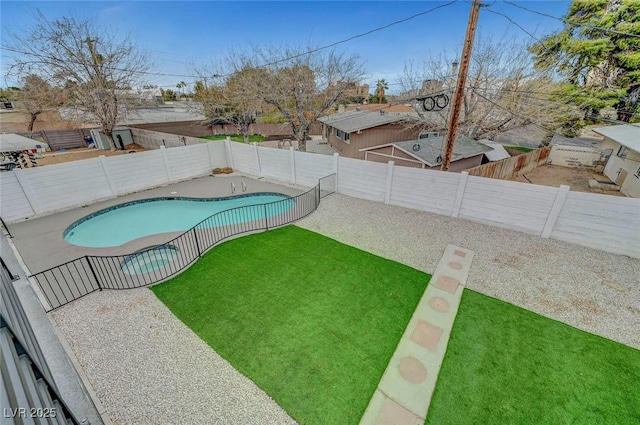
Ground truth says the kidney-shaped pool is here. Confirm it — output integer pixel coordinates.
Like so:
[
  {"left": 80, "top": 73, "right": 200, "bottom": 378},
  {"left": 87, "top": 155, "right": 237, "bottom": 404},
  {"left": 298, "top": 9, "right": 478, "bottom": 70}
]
[{"left": 63, "top": 193, "right": 295, "bottom": 248}]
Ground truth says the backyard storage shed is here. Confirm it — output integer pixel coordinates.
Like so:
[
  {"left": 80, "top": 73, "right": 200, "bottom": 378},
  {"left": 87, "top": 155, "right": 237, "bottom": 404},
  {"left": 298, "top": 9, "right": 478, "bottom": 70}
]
[
  {"left": 317, "top": 110, "right": 419, "bottom": 159},
  {"left": 594, "top": 124, "right": 640, "bottom": 198},
  {"left": 90, "top": 128, "right": 134, "bottom": 150},
  {"left": 359, "top": 135, "right": 494, "bottom": 171}
]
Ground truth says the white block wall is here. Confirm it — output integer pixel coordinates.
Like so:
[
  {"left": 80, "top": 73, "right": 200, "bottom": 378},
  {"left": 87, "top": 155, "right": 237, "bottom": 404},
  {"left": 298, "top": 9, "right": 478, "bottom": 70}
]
[
  {"left": 107, "top": 150, "right": 168, "bottom": 195},
  {"left": 20, "top": 159, "right": 113, "bottom": 213},
  {"left": 295, "top": 151, "right": 334, "bottom": 187},
  {"left": 1, "top": 141, "right": 230, "bottom": 221},
  {"left": 230, "top": 142, "right": 260, "bottom": 176},
  {"left": 166, "top": 144, "right": 212, "bottom": 182},
  {"left": 458, "top": 176, "right": 559, "bottom": 235},
  {"left": 257, "top": 147, "right": 291, "bottom": 181},
  {"left": 0, "top": 172, "right": 35, "bottom": 221},
  {"left": 2, "top": 139, "right": 638, "bottom": 259},
  {"left": 337, "top": 157, "right": 387, "bottom": 202},
  {"left": 389, "top": 167, "right": 460, "bottom": 216},
  {"left": 551, "top": 191, "right": 640, "bottom": 258},
  {"left": 208, "top": 141, "right": 229, "bottom": 169}
]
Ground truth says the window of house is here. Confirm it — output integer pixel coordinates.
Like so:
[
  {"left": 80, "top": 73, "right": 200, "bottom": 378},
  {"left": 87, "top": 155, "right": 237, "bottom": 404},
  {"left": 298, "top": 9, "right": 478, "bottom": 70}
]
[
  {"left": 617, "top": 146, "right": 629, "bottom": 158},
  {"left": 336, "top": 130, "right": 343, "bottom": 140},
  {"left": 344, "top": 132, "right": 350, "bottom": 143},
  {"left": 419, "top": 132, "right": 440, "bottom": 139}
]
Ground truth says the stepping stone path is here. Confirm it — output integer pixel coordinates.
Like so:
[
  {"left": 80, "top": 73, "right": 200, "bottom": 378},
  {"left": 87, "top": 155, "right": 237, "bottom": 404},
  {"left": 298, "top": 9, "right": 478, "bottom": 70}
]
[{"left": 360, "top": 244, "right": 474, "bottom": 425}]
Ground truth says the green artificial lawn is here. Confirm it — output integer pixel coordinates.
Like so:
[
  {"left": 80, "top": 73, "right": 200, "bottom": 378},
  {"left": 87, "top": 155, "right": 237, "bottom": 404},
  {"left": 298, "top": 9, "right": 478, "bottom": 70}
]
[
  {"left": 152, "top": 225, "right": 429, "bottom": 424},
  {"left": 504, "top": 145, "right": 534, "bottom": 153},
  {"left": 426, "top": 290, "right": 640, "bottom": 425},
  {"left": 200, "top": 134, "right": 266, "bottom": 143}
]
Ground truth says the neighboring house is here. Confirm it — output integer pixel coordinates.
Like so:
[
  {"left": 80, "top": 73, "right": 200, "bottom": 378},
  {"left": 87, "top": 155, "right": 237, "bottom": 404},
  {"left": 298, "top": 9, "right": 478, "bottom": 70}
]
[
  {"left": 317, "top": 110, "right": 419, "bottom": 159},
  {"left": 594, "top": 124, "right": 640, "bottom": 198},
  {"left": 477, "top": 140, "right": 511, "bottom": 162},
  {"left": 344, "top": 103, "right": 415, "bottom": 113},
  {"left": 359, "top": 134, "right": 494, "bottom": 171}
]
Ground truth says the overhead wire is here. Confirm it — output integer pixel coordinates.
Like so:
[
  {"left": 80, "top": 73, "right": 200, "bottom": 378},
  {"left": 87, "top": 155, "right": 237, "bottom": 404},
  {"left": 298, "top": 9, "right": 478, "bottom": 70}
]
[
  {"left": 1, "top": 0, "right": 460, "bottom": 84},
  {"left": 484, "top": 3, "right": 638, "bottom": 124},
  {"left": 503, "top": 0, "right": 640, "bottom": 39},
  {"left": 483, "top": 9, "right": 553, "bottom": 53},
  {"left": 470, "top": 89, "right": 602, "bottom": 145}
]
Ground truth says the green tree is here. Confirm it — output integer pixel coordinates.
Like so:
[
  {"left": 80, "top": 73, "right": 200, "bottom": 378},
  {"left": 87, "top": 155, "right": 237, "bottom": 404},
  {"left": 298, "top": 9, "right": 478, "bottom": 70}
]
[
  {"left": 161, "top": 88, "right": 177, "bottom": 101},
  {"left": 529, "top": 0, "right": 640, "bottom": 122},
  {"left": 375, "top": 79, "right": 388, "bottom": 103},
  {"left": 176, "top": 81, "right": 186, "bottom": 97}
]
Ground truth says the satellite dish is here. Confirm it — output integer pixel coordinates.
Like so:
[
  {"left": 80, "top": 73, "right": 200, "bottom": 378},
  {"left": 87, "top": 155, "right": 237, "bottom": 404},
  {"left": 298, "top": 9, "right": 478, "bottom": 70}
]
[
  {"left": 412, "top": 144, "right": 421, "bottom": 151},
  {"left": 436, "top": 155, "right": 442, "bottom": 164}
]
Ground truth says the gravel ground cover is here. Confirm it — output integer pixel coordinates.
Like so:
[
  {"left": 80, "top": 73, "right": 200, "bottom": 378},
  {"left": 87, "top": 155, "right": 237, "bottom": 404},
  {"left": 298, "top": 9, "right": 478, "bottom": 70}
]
[
  {"left": 52, "top": 289, "right": 297, "bottom": 425},
  {"left": 49, "top": 190, "right": 638, "bottom": 424},
  {"left": 297, "top": 194, "right": 640, "bottom": 349}
]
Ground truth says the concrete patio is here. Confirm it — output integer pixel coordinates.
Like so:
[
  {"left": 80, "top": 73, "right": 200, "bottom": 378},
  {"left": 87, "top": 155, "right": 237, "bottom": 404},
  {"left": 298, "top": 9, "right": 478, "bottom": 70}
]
[{"left": 8, "top": 175, "right": 304, "bottom": 274}]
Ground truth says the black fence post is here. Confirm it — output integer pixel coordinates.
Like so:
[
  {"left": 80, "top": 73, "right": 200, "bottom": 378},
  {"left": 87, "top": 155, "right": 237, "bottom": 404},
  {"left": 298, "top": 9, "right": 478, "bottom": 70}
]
[
  {"left": 85, "top": 256, "right": 102, "bottom": 291},
  {"left": 264, "top": 204, "right": 269, "bottom": 230},
  {"left": 193, "top": 228, "right": 202, "bottom": 258}
]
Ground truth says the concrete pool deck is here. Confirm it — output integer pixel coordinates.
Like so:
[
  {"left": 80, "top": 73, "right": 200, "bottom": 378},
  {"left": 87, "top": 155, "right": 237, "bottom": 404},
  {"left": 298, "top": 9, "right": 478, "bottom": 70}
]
[{"left": 8, "top": 174, "right": 305, "bottom": 274}]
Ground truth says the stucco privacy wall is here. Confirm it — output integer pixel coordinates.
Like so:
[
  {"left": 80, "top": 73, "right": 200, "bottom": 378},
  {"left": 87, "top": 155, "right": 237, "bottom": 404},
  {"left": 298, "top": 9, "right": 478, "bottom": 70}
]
[{"left": 0, "top": 142, "right": 228, "bottom": 222}]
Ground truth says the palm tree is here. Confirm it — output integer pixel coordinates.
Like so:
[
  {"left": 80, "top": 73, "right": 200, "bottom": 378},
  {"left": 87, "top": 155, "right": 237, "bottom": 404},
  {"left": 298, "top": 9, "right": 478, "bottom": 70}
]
[
  {"left": 176, "top": 81, "right": 186, "bottom": 97},
  {"left": 375, "top": 79, "right": 388, "bottom": 103}
]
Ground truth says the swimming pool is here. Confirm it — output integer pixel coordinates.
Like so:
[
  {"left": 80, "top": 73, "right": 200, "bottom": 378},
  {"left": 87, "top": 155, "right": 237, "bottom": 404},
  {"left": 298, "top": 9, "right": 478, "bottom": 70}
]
[{"left": 64, "top": 193, "right": 295, "bottom": 248}]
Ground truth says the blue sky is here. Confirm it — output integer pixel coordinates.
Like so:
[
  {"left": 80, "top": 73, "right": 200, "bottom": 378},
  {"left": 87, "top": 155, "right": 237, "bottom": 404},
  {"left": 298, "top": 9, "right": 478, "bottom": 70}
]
[{"left": 1, "top": 1, "right": 572, "bottom": 93}]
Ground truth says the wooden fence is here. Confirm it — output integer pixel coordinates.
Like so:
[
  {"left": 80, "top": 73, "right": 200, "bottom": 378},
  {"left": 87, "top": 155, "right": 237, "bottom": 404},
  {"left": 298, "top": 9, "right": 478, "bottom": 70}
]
[{"left": 466, "top": 147, "right": 551, "bottom": 179}]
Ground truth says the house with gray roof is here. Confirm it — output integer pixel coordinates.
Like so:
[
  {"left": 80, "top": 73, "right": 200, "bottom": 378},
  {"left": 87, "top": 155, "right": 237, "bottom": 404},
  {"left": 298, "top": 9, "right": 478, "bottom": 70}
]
[
  {"left": 317, "top": 110, "right": 420, "bottom": 159},
  {"left": 594, "top": 124, "right": 640, "bottom": 198},
  {"left": 358, "top": 134, "right": 494, "bottom": 171}
]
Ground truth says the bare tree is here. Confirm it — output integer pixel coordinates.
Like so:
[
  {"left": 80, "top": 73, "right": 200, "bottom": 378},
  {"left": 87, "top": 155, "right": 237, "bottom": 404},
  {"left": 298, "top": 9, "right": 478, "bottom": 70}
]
[
  {"left": 399, "top": 34, "right": 581, "bottom": 140},
  {"left": 192, "top": 67, "right": 263, "bottom": 143},
  {"left": 230, "top": 46, "right": 365, "bottom": 151},
  {"left": 19, "top": 75, "right": 64, "bottom": 131},
  {"left": 4, "top": 12, "right": 150, "bottom": 150}
]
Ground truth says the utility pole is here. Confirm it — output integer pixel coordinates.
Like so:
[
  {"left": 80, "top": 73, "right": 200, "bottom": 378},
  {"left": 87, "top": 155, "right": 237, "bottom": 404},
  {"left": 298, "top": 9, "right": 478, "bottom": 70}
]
[{"left": 441, "top": 0, "right": 482, "bottom": 171}]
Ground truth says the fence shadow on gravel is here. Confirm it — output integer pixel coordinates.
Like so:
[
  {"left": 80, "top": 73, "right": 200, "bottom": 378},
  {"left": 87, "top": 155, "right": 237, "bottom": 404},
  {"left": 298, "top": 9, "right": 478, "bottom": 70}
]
[{"left": 31, "top": 174, "right": 336, "bottom": 312}]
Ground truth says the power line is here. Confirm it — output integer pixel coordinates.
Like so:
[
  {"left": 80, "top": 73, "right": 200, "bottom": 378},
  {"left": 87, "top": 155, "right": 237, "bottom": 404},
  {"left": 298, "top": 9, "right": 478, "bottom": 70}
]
[
  {"left": 2, "top": 1, "right": 459, "bottom": 83},
  {"left": 503, "top": 0, "right": 640, "bottom": 39},
  {"left": 470, "top": 89, "right": 601, "bottom": 145},
  {"left": 483, "top": 9, "right": 553, "bottom": 53}
]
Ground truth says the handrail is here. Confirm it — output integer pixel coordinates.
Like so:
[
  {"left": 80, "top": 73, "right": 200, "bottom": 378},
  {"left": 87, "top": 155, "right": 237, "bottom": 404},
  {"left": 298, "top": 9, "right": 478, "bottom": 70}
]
[{"left": 30, "top": 174, "right": 336, "bottom": 311}]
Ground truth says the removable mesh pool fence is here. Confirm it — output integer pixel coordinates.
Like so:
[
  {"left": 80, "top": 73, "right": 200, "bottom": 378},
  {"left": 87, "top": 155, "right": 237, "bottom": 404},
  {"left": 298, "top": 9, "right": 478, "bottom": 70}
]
[{"left": 31, "top": 175, "right": 335, "bottom": 311}]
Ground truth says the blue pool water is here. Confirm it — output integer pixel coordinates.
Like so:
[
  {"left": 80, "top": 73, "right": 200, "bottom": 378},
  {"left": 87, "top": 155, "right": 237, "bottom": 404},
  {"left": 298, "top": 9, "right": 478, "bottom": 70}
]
[
  {"left": 64, "top": 193, "right": 294, "bottom": 248},
  {"left": 121, "top": 245, "right": 180, "bottom": 275}
]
